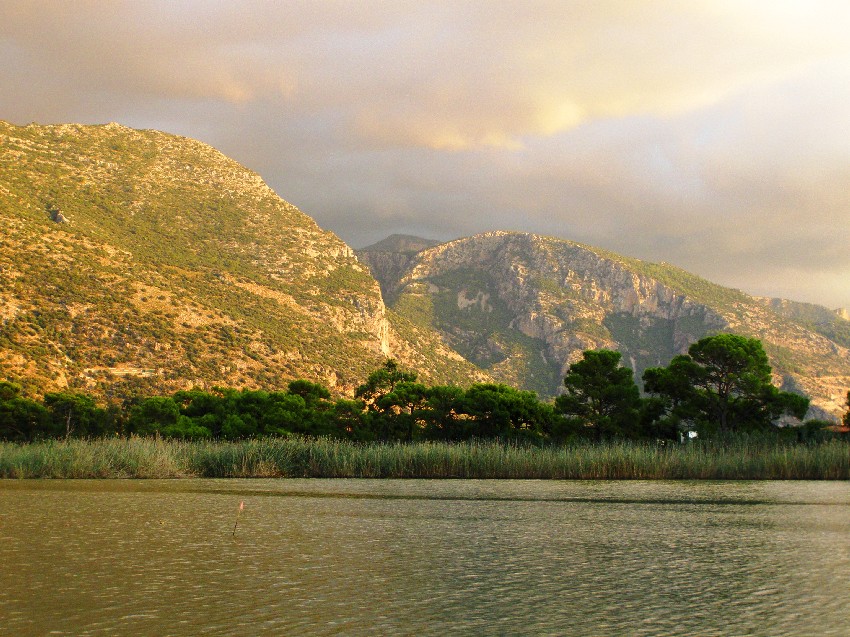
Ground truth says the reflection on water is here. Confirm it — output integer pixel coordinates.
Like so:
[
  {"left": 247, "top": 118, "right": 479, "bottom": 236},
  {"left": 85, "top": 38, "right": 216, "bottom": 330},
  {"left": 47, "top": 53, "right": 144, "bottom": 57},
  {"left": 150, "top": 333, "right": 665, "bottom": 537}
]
[{"left": 1, "top": 479, "right": 848, "bottom": 636}]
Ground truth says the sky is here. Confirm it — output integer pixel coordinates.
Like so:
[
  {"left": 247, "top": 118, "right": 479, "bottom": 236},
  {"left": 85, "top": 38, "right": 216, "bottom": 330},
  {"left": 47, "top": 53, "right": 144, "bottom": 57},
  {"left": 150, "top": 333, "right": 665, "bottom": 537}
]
[{"left": 2, "top": 0, "right": 850, "bottom": 310}]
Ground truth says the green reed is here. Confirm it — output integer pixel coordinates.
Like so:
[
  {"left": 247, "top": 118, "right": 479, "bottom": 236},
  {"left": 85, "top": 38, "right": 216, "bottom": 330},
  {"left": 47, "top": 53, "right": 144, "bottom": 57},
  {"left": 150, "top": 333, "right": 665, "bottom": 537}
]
[{"left": 0, "top": 436, "right": 848, "bottom": 479}]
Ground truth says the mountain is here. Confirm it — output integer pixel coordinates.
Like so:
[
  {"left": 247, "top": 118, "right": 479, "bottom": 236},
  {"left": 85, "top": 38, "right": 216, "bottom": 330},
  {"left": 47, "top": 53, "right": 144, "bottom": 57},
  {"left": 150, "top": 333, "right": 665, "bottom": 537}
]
[
  {"left": 356, "top": 234, "right": 441, "bottom": 302},
  {"left": 360, "top": 234, "right": 441, "bottom": 254},
  {"left": 362, "top": 231, "right": 850, "bottom": 418},
  {"left": 3, "top": 120, "right": 848, "bottom": 419},
  {"left": 0, "top": 121, "right": 483, "bottom": 400}
]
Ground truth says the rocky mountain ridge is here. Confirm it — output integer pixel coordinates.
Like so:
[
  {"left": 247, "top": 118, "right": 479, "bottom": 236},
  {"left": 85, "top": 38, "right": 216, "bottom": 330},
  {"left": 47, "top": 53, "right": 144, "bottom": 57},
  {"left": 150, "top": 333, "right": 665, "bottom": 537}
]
[{"left": 361, "top": 231, "right": 850, "bottom": 418}]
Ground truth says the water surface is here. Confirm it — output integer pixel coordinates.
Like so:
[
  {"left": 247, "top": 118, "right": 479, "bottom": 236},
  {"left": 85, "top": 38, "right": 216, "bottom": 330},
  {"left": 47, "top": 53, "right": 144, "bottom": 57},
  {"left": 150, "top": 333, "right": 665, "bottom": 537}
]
[{"left": 1, "top": 479, "right": 848, "bottom": 636}]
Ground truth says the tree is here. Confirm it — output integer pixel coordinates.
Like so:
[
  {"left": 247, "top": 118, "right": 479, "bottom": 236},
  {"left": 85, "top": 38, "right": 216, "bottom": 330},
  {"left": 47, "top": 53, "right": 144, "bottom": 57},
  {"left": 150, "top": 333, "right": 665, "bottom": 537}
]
[
  {"left": 0, "top": 381, "right": 22, "bottom": 402},
  {"left": 844, "top": 391, "right": 850, "bottom": 428},
  {"left": 285, "top": 380, "right": 334, "bottom": 435},
  {"left": 688, "top": 334, "right": 773, "bottom": 431},
  {"left": 287, "top": 379, "right": 331, "bottom": 406},
  {"left": 330, "top": 398, "right": 373, "bottom": 440},
  {"left": 555, "top": 350, "right": 642, "bottom": 439},
  {"left": 0, "top": 382, "right": 50, "bottom": 441},
  {"left": 643, "top": 334, "right": 809, "bottom": 433},
  {"left": 376, "top": 380, "right": 428, "bottom": 441},
  {"left": 462, "top": 383, "right": 551, "bottom": 440},
  {"left": 421, "top": 385, "right": 467, "bottom": 440},
  {"left": 221, "top": 412, "right": 255, "bottom": 439},
  {"left": 43, "top": 392, "right": 108, "bottom": 438},
  {"left": 642, "top": 355, "right": 703, "bottom": 436},
  {"left": 257, "top": 392, "right": 305, "bottom": 436},
  {"left": 173, "top": 388, "right": 226, "bottom": 437},
  {"left": 128, "top": 396, "right": 181, "bottom": 436},
  {"left": 355, "top": 359, "right": 417, "bottom": 411}
]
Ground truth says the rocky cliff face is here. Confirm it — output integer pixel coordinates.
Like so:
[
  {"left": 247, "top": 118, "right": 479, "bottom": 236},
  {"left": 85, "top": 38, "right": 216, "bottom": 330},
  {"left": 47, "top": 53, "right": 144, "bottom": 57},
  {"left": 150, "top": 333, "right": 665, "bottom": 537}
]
[{"left": 384, "top": 231, "right": 850, "bottom": 417}]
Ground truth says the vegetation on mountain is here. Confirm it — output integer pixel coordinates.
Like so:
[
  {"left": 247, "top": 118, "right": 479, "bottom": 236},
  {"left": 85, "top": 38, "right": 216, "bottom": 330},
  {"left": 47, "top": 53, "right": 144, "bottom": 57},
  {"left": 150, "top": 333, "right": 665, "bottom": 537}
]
[
  {"left": 0, "top": 121, "right": 482, "bottom": 404},
  {"left": 2, "top": 120, "right": 848, "bottom": 423}
]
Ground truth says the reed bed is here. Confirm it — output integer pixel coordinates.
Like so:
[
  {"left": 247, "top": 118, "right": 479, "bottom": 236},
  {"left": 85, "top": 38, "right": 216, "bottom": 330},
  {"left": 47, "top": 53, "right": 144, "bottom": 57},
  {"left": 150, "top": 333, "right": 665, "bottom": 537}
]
[{"left": 0, "top": 437, "right": 848, "bottom": 480}]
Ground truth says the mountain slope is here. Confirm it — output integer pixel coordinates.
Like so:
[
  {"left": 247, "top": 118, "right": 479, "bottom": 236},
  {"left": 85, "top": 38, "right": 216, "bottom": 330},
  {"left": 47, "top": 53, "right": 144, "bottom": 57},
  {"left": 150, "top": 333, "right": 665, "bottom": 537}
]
[
  {"left": 0, "top": 121, "right": 483, "bottom": 399},
  {"left": 377, "top": 231, "right": 850, "bottom": 417},
  {"left": 356, "top": 234, "right": 440, "bottom": 303}
]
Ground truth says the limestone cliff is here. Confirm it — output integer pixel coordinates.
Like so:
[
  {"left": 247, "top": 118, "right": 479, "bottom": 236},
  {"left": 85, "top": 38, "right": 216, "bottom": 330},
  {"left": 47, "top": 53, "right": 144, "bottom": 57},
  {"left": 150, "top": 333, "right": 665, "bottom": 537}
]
[{"left": 385, "top": 231, "right": 850, "bottom": 417}]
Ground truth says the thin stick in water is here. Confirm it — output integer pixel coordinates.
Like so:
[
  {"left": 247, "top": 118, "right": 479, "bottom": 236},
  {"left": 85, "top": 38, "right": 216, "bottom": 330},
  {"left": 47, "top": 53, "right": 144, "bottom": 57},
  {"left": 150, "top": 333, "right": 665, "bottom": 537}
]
[{"left": 232, "top": 500, "right": 244, "bottom": 537}]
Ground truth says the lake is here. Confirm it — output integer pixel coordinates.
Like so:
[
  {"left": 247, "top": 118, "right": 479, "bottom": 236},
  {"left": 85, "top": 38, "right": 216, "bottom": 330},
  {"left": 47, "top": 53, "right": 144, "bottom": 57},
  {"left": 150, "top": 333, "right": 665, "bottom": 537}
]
[{"left": 1, "top": 479, "right": 848, "bottom": 636}]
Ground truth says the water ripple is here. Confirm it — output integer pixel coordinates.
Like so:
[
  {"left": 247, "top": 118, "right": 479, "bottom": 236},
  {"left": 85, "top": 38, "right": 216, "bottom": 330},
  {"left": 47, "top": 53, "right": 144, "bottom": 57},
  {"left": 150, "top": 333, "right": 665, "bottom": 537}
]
[{"left": 1, "top": 479, "right": 848, "bottom": 636}]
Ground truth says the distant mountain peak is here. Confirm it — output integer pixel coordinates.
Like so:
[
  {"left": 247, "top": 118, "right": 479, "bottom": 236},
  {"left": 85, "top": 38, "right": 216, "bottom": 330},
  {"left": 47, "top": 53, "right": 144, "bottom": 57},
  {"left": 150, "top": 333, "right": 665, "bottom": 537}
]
[{"left": 359, "top": 234, "right": 441, "bottom": 254}]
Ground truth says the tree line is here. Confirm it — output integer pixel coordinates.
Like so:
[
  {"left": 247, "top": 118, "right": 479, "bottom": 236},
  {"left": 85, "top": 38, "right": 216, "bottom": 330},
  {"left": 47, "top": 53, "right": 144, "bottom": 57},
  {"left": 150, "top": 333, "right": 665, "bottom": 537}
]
[{"left": 1, "top": 334, "right": 846, "bottom": 444}]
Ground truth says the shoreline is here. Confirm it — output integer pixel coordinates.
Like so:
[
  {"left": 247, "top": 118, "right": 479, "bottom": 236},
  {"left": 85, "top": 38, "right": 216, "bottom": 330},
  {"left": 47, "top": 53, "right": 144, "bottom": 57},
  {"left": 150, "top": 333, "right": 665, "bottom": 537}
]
[{"left": 2, "top": 436, "right": 848, "bottom": 480}]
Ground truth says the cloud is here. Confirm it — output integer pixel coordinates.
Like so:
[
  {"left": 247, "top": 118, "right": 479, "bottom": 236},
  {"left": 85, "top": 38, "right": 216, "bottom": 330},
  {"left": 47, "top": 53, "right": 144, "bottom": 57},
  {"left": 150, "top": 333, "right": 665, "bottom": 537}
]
[
  {"left": 2, "top": 0, "right": 850, "bottom": 308},
  {"left": 5, "top": 1, "right": 849, "bottom": 140},
  {"left": 290, "top": 0, "right": 850, "bottom": 150}
]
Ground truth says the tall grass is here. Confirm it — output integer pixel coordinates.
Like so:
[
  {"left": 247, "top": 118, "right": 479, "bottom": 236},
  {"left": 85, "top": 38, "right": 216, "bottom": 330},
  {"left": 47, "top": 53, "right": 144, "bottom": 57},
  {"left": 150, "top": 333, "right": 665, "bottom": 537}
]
[{"left": 0, "top": 437, "right": 848, "bottom": 480}]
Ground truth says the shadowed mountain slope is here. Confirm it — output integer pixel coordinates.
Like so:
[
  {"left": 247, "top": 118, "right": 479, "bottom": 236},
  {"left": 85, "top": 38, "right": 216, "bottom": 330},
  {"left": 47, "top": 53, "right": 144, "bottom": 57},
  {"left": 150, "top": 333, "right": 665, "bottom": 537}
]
[{"left": 356, "top": 234, "right": 441, "bottom": 303}]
